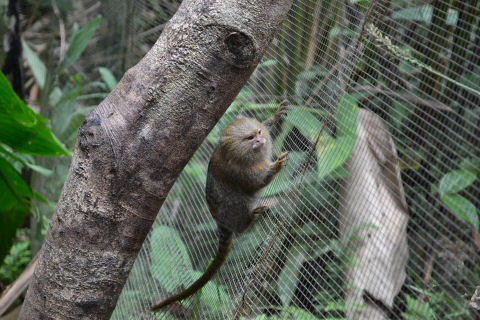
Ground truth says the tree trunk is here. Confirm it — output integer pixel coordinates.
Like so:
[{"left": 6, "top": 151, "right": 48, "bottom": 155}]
[{"left": 19, "top": 0, "right": 293, "bottom": 318}]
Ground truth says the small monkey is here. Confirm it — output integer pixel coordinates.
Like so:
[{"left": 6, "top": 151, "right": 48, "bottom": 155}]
[{"left": 151, "top": 101, "right": 289, "bottom": 311}]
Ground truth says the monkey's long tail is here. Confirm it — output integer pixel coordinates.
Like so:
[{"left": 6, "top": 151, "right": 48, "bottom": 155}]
[{"left": 151, "top": 227, "right": 233, "bottom": 311}]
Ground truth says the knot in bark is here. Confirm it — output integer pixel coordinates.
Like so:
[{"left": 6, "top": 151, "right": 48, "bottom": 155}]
[{"left": 224, "top": 31, "right": 255, "bottom": 68}]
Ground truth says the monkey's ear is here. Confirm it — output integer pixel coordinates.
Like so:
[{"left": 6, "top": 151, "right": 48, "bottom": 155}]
[{"left": 234, "top": 115, "right": 248, "bottom": 120}]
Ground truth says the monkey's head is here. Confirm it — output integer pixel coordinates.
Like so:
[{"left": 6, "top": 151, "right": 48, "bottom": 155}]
[{"left": 219, "top": 117, "right": 272, "bottom": 163}]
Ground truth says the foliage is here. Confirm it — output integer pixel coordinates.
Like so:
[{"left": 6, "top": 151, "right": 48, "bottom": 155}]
[
  {"left": 20, "top": 14, "right": 117, "bottom": 247},
  {"left": 0, "top": 72, "right": 67, "bottom": 156},
  {"left": 146, "top": 81, "right": 359, "bottom": 317},
  {"left": 6, "top": 0, "right": 479, "bottom": 318},
  {"left": 149, "top": 225, "right": 231, "bottom": 317},
  {"left": 402, "top": 294, "right": 436, "bottom": 320},
  {"left": 0, "top": 230, "right": 31, "bottom": 285},
  {"left": 59, "top": 16, "right": 102, "bottom": 71},
  {"left": 142, "top": 0, "right": 480, "bottom": 318},
  {"left": 437, "top": 167, "right": 479, "bottom": 231},
  {"left": 150, "top": 225, "right": 194, "bottom": 292},
  {"left": 401, "top": 285, "right": 470, "bottom": 320},
  {"left": 0, "top": 9, "right": 117, "bottom": 293},
  {"left": 0, "top": 71, "right": 67, "bottom": 264},
  {"left": 22, "top": 15, "right": 108, "bottom": 147},
  {"left": 245, "top": 306, "right": 326, "bottom": 319}
]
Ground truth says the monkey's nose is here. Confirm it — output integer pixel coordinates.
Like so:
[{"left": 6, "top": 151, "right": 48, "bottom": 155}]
[{"left": 252, "top": 137, "right": 266, "bottom": 150}]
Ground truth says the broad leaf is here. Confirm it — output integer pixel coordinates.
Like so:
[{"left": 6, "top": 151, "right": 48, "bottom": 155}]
[
  {"left": 257, "top": 59, "right": 278, "bottom": 69},
  {"left": 440, "top": 194, "right": 479, "bottom": 232},
  {"left": 193, "top": 270, "right": 231, "bottom": 311},
  {"left": 393, "top": 5, "right": 458, "bottom": 25},
  {"left": 439, "top": 169, "right": 477, "bottom": 195},
  {"left": 150, "top": 226, "right": 194, "bottom": 292},
  {"left": 286, "top": 108, "right": 322, "bottom": 142},
  {"left": 0, "top": 155, "right": 31, "bottom": 263},
  {"left": 264, "top": 151, "right": 305, "bottom": 197},
  {"left": 0, "top": 72, "right": 69, "bottom": 156},
  {"left": 277, "top": 249, "right": 307, "bottom": 306},
  {"left": 317, "top": 95, "right": 358, "bottom": 181},
  {"left": 460, "top": 157, "right": 480, "bottom": 174}
]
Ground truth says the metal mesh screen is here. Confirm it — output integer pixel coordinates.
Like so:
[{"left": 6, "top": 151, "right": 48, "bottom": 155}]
[{"left": 112, "top": 0, "right": 480, "bottom": 319}]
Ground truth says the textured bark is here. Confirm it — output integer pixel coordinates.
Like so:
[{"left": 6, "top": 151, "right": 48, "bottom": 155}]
[{"left": 19, "top": 0, "right": 293, "bottom": 318}]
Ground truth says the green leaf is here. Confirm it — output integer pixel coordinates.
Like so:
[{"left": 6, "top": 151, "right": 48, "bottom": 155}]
[
  {"left": 277, "top": 238, "right": 336, "bottom": 306},
  {"left": 59, "top": 15, "right": 102, "bottom": 70},
  {"left": 282, "top": 306, "right": 319, "bottom": 319},
  {"left": 402, "top": 294, "right": 435, "bottom": 320},
  {"left": 98, "top": 67, "right": 117, "bottom": 91},
  {"left": 277, "top": 250, "right": 307, "bottom": 306},
  {"left": 264, "top": 151, "right": 305, "bottom": 197},
  {"left": 390, "top": 100, "right": 415, "bottom": 131},
  {"left": 438, "top": 169, "right": 477, "bottom": 195},
  {"left": 193, "top": 270, "right": 231, "bottom": 310},
  {"left": 393, "top": 5, "right": 458, "bottom": 25},
  {"left": 48, "top": 87, "right": 63, "bottom": 107},
  {"left": 285, "top": 108, "right": 323, "bottom": 142},
  {"left": 440, "top": 194, "right": 479, "bottom": 232},
  {"left": 393, "top": 5, "right": 433, "bottom": 23},
  {"left": 297, "top": 66, "right": 327, "bottom": 81},
  {"left": 0, "top": 155, "right": 31, "bottom": 263},
  {"left": 460, "top": 158, "right": 480, "bottom": 174},
  {"left": 21, "top": 40, "right": 47, "bottom": 90},
  {"left": 283, "top": 97, "right": 358, "bottom": 182},
  {"left": 58, "top": 107, "right": 95, "bottom": 144},
  {"left": 183, "top": 158, "right": 207, "bottom": 187},
  {"left": 53, "top": 87, "right": 83, "bottom": 108},
  {"left": 0, "top": 238, "right": 31, "bottom": 283},
  {"left": 273, "top": 120, "right": 294, "bottom": 154},
  {"left": 328, "top": 27, "right": 355, "bottom": 40},
  {"left": 323, "top": 300, "right": 347, "bottom": 312},
  {"left": 51, "top": 86, "right": 83, "bottom": 139},
  {"left": 25, "top": 163, "right": 53, "bottom": 176},
  {"left": 33, "top": 192, "right": 48, "bottom": 203},
  {"left": 336, "top": 95, "right": 358, "bottom": 139},
  {"left": 236, "top": 102, "right": 283, "bottom": 114},
  {"left": 150, "top": 226, "right": 194, "bottom": 292},
  {"left": 0, "top": 155, "right": 32, "bottom": 209},
  {"left": 317, "top": 96, "right": 358, "bottom": 181},
  {"left": 0, "top": 72, "right": 69, "bottom": 156},
  {"left": 257, "top": 59, "right": 278, "bottom": 69}
]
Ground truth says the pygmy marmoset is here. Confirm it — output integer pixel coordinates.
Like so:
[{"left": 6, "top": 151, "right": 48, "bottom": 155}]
[{"left": 151, "top": 101, "right": 289, "bottom": 311}]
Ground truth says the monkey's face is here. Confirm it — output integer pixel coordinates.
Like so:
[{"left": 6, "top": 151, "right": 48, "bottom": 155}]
[
  {"left": 220, "top": 117, "right": 271, "bottom": 162},
  {"left": 247, "top": 128, "right": 267, "bottom": 151}
]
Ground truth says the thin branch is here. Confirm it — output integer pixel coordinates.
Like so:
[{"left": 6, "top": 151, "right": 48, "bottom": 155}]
[{"left": 351, "top": 85, "right": 453, "bottom": 111}]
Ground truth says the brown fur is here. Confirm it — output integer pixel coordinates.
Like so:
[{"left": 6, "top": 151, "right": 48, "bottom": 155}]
[{"left": 151, "top": 101, "right": 288, "bottom": 311}]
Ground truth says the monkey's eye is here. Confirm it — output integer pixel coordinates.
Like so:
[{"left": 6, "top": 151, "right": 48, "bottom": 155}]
[
  {"left": 246, "top": 136, "right": 254, "bottom": 140},
  {"left": 258, "top": 129, "right": 262, "bottom": 134}
]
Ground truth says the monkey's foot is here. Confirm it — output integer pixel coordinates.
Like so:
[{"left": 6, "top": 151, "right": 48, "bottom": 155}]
[
  {"left": 253, "top": 206, "right": 270, "bottom": 216},
  {"left": 275, "top": 100, "right": 290, "bottom": 116}
]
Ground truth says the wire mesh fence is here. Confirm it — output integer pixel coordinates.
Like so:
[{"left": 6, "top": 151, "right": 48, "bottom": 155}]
[{"left": 111, "top": 0, "right": 480, "bottom": 319}]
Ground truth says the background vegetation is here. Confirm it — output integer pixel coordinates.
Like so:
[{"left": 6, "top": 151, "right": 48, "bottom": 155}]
[{"left": 1, "top": 0, "right": 479, "bottom": 319}]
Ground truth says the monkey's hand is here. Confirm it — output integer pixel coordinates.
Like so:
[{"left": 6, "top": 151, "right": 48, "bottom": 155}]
[
  {"left": 273, "top": 152, "right": 288, "bottom": 173},
  {"left": 263, "top": 100, "right": 289, "bottom": 129},
  {"left": 258, "top": 152, "right": 288, "bottom": 188}
]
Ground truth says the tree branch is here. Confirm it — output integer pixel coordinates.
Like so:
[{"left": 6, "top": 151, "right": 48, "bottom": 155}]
[{"left": 19, "top": 0, "right": 293, "bottom": 318}]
